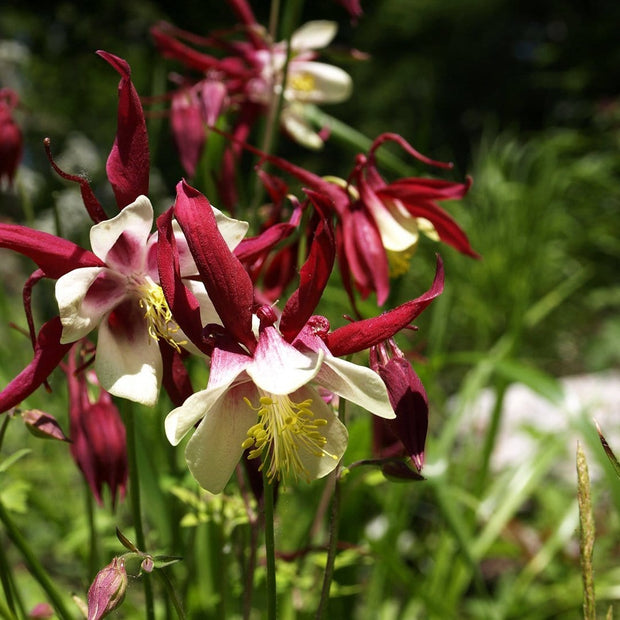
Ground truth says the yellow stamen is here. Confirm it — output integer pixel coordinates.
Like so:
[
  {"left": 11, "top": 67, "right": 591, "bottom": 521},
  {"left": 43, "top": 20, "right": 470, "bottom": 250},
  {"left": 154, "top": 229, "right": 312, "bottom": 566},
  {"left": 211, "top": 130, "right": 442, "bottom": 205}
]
[
  {"left": 386, "top": 246, "right": 417, "bottom": 278},
  {"left": 290, "top": 72, "right": 316, "bottom": 93},
  {"left": 137, "top": 280, "right": 186, "bottom": 352},
  {"left": 242, "top": 393, "right": 337, "bottom": 484}
]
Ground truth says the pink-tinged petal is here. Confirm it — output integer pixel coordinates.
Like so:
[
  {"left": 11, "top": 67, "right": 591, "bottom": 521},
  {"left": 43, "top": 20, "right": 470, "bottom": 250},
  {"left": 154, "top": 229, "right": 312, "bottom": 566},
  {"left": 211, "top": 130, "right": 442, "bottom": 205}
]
[
  {"left": 156, "top": 208, "right": 206, "bottom": 352},
  {"left": 0, "top": 224, "right": 103, "bottom": 278},
  {"left": 248, "top": 326, "right": 323, "bottom": 395},
  {"left": 44, "top": 138, "right": 108, "bottom": 224},
  {"left": 97, "top": 51, "right": 149, "bottom": 209},
  {"left": 56, "top": 267, "right": 125, "bottom": 343},
  {"left": 95, "top": 301, "right": 162, "bottom": 406},
  {"left": 293, "top": 385, "right": 348, "bottom": 479},
  {"left": 22, "top": 409, "right": 70, "bottom": 442},
  {"left": 165, "top": 346, "right": 250, "bottom": 444},
  {"left": 199, "top": 80, "right": 227, "bottom": 126},
  {"left": 0, "top": 317, "right": 72, "bottom": 413},
  {"left": 90, "top": 195, "right": 153, "bottom": 270},
  {"left": 183, "top": 382, "right": 261, "bottom": 493},
  {"left": 315, "top": 355, "right": 395, "bottom": 419},
  {"left": 174, "top": 180, "right": 256, "bottom": 352},
  {"left": 326, "top": 255, "right": 444, "bottom": 356},
  {"left": 280, "top": 209, "right": 335, "bottom": 342},
  {"left": 171, "top": 88, "right": 206, "bottom": 178}
]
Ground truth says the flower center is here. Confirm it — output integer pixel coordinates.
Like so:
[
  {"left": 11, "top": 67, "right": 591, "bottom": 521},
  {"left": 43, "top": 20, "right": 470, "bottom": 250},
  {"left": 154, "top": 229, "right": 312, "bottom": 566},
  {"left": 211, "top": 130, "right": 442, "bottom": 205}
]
[
  {"left": 241, "top": 392, "right": 336, "bottom": 483},
  {"left": 290, "top": 72, "right": 316, "bottom": 93},
  {"left": 386, "top": 246, "right": 416, "bottom": 278},
  {"left": 136, "top": 279, "right": 185, "bottom": 352}
]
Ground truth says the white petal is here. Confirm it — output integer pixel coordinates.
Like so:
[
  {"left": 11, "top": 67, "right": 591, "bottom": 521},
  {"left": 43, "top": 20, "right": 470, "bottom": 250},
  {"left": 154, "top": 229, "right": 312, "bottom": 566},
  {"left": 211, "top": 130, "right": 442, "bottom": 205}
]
[
  {"left": 95, "top": 316, "right": 162, "bottom": 407},
  {"left": 212, "top": 207, "right": 249, "bottom": 251},
  {"left": 281, "top": 105, "right": 324, "bottom": 150},
  {"left": 56, "top": 267, "right": 123, "bottom": 343},
  {"left": 316, "top": 355, "right": 395, "bottom": 419},
  {"left": 369, "top": 198, "right": 420, "bottom": 252},
  {"left": 247, "top": 327, "right": 323, "bottom": 395},
  {"left": 165, "top": 381, "right": 232, "bottom": 445},
  {"left": 294, "top": 386, "right": 348, "bottom": 480},
  {"left": 291, "top": 21, "right": 338, "bottom": 51},
  {"left": 90, "top": 195, "right": 153, "bottom": 266},
  {"left": 288, "top": 61, "right": 352, "bottom": 104},
  {"left": 183, "top": 383, "right": 260, "bottom": 493}
]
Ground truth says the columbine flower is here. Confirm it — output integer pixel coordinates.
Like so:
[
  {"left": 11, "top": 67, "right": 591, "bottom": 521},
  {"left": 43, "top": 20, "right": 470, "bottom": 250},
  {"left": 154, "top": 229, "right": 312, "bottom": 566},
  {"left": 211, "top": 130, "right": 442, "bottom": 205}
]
[
  {"left": 0, "top": 88, "right": 23, "bottom": 188},
  {"left": 0, "top": 51, "right": 247, "bottom": 412},
  {"left": 159, "top": 180, "right": 444, "bottom": 493},
  {"left": 246, "top": 20, "right": 353, "bottom": 149},
  {"left": 224, "top": 131, "right": 476, "bottom": 306},
  {"left": 55, "top": 194, "right": 246, "bottom": 405}
]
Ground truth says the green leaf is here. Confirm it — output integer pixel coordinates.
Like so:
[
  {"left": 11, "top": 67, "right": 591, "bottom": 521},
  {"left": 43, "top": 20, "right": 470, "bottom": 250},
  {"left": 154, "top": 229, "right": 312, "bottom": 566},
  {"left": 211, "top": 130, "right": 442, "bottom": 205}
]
[{"left": 0, "top": 449, "right": 32, "bottom": 473}]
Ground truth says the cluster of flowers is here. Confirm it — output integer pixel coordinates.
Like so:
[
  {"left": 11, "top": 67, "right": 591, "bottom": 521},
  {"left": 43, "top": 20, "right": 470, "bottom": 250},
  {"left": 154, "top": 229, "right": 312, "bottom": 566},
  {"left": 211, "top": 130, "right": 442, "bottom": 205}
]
[{"left": 0, "top": 2, "right": 476, "bottom": 510}]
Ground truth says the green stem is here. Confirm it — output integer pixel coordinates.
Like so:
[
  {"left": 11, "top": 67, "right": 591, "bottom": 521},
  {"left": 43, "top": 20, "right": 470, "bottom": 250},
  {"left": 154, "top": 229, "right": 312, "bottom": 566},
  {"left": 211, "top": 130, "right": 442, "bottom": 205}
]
[
  {"left": 155, "top": 569, "right": 186, "bottom": 620},
  {"left": 84, "top": 480, "right": 99, "bottom": 579},
  {"left": 262, "top": 472, "right": 277, "bottom": 620},
  {"left": 122, "top": 403, "right": 155, "bottom": 620},
  {"left": 0, "top": 498, "right": 73, "bottom": 619},
  {"left": 315, "top": 470, "right": 341, "bottom": 620}
]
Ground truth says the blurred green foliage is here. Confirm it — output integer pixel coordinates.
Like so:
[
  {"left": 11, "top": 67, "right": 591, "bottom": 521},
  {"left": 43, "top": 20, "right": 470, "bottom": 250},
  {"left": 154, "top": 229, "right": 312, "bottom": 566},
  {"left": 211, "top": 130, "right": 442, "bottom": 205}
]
[{"left": 0, "top": 1, "right": 619, "bottom": 618}]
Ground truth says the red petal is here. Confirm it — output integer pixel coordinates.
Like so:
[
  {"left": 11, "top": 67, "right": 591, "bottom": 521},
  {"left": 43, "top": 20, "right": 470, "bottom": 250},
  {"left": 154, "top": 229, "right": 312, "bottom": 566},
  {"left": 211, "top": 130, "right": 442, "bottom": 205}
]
[
  {"left": 0, "top": 317, "right": 72, "bottom": 413},
  {"left": 0, "top": 224, "right": 103, "bottom": 277},
  {"left": 156, "top": 207, "right": 208, "bottom": 352},
  {"left": 173, "top": 180, "right": 256, "bottom": 352},
  {"left": 325, "top": 255, "right": 444, "bottom": 356},
  {"left": 97, "top": 51, "right": 150, "bottom": 209},
  {"left": 280, "top": 194, "right": 335, "bottom": 341}
]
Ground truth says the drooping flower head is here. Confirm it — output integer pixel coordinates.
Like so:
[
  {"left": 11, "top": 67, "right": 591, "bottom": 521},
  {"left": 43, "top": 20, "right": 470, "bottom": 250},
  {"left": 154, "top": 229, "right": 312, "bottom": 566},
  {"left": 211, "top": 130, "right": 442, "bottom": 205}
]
[
  {"left": 208, "top": 129, "right": 476, "bottom": 307},
  {"left": 370, "top": 337, "right": 429, "bottom": 472},
  {"left": 65, "top": 341, "right": 128, "bottom": 507}
]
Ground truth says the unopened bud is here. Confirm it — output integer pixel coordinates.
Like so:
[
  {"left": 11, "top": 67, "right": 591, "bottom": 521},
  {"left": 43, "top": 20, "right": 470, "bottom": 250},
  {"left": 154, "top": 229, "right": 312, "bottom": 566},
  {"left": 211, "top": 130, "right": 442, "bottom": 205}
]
[
  {"left": 22, "top": 409, "right": 70, "bottom": 442},
  {"left": 141, "top": 555, "right": 154, "bottom": 573},
  {"left": 87, "top": 557, "right": 127, "bottom": 620}
]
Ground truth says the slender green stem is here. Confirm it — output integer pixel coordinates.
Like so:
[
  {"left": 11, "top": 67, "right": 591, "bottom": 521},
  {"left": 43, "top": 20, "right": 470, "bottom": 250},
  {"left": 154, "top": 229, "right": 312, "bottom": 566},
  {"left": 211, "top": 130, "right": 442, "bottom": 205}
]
[
  {"left": 155, "top": 569, "right": 186, "bottom": 620},
  {"left": 0, "top": 498, "right": 73, "bottom": 619},
  {"left": 262, "top": 472, "right": 277, "bottom": 620},
  {"left": 0, "top": 531, "right": 18, "bottom": 618},
  {"left": 122, "top": 403, "right": 155, "bottom": 620},
  {"left": 315, "top": 469, "right": 341, "bottom": 620},
  {"left": 84, "top": 479, "right": 99, "bottom": 579}
]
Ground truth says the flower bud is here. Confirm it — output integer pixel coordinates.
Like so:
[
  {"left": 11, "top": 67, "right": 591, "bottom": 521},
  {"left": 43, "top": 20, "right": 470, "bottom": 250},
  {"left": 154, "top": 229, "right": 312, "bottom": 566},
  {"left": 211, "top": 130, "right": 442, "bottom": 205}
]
[
  {"left": 370, "top": 339, "right": 429, "bottom": 472},
  {"left": 67, "top": 345, "right": 127, "bottom": 507},
  {"left": 22, "top": 409, "right": 70, "bottom": 442},
  {"left": 87, "top": 557, "right": 127, "bottom": 620},
  {"left": 0, "top": 88, "right": 23, "bottom": 188}
]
